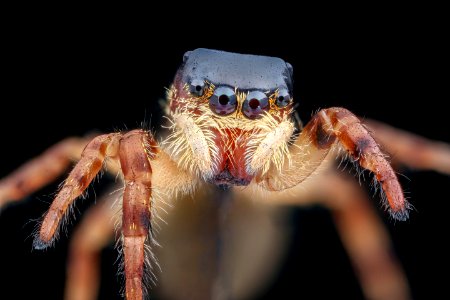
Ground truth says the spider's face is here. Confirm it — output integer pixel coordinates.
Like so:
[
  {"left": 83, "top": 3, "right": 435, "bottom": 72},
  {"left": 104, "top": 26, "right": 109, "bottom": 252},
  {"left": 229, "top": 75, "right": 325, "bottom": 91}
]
[{"left": 164, "top": 49, "right": 296, "bottom": 187}]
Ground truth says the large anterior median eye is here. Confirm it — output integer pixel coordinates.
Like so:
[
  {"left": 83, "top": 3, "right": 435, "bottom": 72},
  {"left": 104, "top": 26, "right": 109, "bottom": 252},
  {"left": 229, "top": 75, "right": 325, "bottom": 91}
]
[
  {"left": 242, "top": 91, "right": 269, "bottom": 119},
  {"left": 209, "top": 86, "right": 237, "bottom": 115}
]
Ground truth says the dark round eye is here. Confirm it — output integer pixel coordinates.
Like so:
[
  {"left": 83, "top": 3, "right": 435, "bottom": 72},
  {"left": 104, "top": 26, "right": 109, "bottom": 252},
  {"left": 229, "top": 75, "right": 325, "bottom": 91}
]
[
  {"left": 242, "top": 91, "right": 269, "bottom": 119},
  {"left": 209, "top": 87, "right": 237, "bottom": 115},
  {"left": 189, "top": 79, "right": 205, "bottom": 96},
  {"left": 276, "top": 89, "right": 292, "bottom": 107}
]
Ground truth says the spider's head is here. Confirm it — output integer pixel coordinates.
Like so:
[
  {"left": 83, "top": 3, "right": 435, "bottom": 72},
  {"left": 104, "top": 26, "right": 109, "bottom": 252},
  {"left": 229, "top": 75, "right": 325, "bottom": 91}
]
[{"left": 164, "top": 49, "right": 297, "bottom": 186}]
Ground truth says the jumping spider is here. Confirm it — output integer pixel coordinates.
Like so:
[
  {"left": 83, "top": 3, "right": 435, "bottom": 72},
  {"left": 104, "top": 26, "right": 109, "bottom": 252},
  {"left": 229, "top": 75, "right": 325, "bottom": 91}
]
[{"left": 1, "top": 48, "right": 449, "bottom": 300}]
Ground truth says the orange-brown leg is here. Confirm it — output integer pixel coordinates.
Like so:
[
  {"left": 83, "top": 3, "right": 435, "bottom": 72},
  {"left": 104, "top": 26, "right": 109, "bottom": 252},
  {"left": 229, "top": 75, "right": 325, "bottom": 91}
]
[
  {"left": 366, "top": 119, "right": 450, "bottom": 174},
  {"left": 65, "top": 192, "right": 116, "bottom": 300},
  {"left": 119, "top": 130, "right": 158, "bottom": 300},
  {"left": 0, "top": 137, "right": 90, "bottom": 209},
  {"left": 19, "top": 128, "right": 186, "bottom": 299},
  {"left": 316, "top": 172, "right": 410, "bottom": 300},
  {"left": 34, "top": 133, "right": 121, "bottom": 248},
  {"left": 278, "top": 107, "right": 410, "bottom": 220},
  {"left": 0, "top": 134, "right": 121, "bottom": 211},
  {"left": 243, "top": 169, "right": 411, "bottom": 300}
]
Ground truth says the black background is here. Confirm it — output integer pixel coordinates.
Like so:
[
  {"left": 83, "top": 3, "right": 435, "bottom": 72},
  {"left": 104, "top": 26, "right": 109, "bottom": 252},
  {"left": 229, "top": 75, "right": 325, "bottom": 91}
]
[{"left": 0, "top": 10, "right": 448, "bottom": 300}]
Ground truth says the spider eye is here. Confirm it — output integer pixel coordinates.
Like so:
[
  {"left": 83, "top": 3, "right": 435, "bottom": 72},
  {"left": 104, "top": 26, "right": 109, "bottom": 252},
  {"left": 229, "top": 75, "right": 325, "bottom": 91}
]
[
  {"left": 209, "top": 86, "right": 237, "bottom": 115},
  {"left": 189, "top": 79, "right": 205, "bottom": 97},
  {"left": 242, "top": 91, "right": 269, "bottom": 119},
  {"left": 276, "top": 89, "right": 292, "bottom": 108}
]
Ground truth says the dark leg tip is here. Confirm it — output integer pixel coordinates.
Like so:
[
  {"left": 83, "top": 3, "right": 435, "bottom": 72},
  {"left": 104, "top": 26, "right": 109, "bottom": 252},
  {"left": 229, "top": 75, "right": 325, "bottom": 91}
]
[
  {"left": 388, "top": 202, "right": 412, "bottom": 221},
  {"left": 32, "top": 236, "right": 52, "bottom": 250}
]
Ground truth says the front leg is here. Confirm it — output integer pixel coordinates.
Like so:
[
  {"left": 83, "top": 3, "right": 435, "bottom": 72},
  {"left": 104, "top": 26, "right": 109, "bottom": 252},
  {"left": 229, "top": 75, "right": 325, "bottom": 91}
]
[
  {"left": 118, "top": 131, "right": 198, "bottom": 299},
  {"left": 263, "top": 107, "right": 409, "bottom": 220},
  {"left": 31, "top": 130, "right": 154, "bottom": 299},
  {"left": 34, "top": 133, "right": 122, "bottom": 247},
  {"left": 119, "top": 130, "right": 156, "bottom": 300},
  {"left": 29, "top": 129, "right": 196, "bottom": 299}
]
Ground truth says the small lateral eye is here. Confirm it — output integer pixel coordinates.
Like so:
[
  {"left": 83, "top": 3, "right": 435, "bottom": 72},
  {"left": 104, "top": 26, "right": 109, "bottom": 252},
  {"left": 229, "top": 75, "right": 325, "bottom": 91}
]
[
  {"left": 276, "top": 89, "right": 292, "bottom": 107},
  {"left": 209, "top": 86, "right": 237, "bottom": 115},
  {"left": 189, "top": 79, "right": 205, "bottom": 96},
  {"left": 242, "top": 91, "right": 269, "bottom": 119}
]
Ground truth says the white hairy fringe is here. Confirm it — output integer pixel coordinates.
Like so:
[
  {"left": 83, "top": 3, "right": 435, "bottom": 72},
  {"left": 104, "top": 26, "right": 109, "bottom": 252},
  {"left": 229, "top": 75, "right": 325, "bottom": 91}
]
[
  {"left": 245, "top": 112, "right": 296, "bottom": 176},
  {"left": 112, "top": 183, "right": 170, "bottom": 298},
  {"left": 162, "top": 104, "right": 220, "bottom": 180},
  {"left": 162, "top": 92, "right": 297, "bottom": 185}
]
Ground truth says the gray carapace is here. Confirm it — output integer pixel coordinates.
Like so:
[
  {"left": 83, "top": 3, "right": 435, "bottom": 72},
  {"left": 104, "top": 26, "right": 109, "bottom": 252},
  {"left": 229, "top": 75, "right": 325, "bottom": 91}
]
[{"left": 179, "top": 48, "right": 294, "bottom": 93}]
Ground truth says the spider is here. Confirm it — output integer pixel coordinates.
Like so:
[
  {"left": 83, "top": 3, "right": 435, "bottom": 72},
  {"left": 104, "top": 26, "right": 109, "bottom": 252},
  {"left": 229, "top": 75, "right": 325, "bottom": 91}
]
[{"left": 1, "top": 48, "right": 449, "bottom": 300}]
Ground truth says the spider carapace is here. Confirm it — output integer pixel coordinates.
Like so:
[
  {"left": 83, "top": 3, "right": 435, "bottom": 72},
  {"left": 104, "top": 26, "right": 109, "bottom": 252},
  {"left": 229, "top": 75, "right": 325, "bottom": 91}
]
[{"left": 2, "top": 48, "right": 412, "bottom": 300}]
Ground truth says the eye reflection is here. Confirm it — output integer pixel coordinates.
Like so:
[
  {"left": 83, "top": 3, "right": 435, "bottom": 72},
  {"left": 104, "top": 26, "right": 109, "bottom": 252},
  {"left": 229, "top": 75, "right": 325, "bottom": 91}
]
[
  {"left": 189, "top": 79, "right": 205, "bottom": 97},
  {"left": 242, "top": 91, "right": 269, "bottom": 119},
  {"left": 276, "top": 89, "right": 291, "bottom": 107},
  {"left": 209, "top": 86, "right": 237, "bottom": 115}
]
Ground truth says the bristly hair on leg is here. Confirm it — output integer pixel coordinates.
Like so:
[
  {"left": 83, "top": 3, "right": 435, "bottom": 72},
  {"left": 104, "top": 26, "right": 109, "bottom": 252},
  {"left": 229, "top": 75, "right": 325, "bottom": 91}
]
[
  {"left": 377, "top": 180, "right": 413, "bottom": 222},
  {"left": 347, "top": 149, "right": 412, "bottom": 222},
  {"left": 115, "top": 227, "right": 162, "bottom": 299},
  {"left": 115, "top": 232, "right": 162, "bottom": 299},
  {"left": 139, "top": 110, "right": 155, "bottom": 135},
  {"left": 115, "top": 238, "right": 126, "bottom": 297},
  {"left": 32, "top": 158, "right": 110, "bottom": 250},
  {"left": 142, "top": 187, "right": 164, "bottom": 297},
  {"left": 114, "top": 186, "right": 166, "bottom": 299},
  {"left": 32, "top": 186, "right": 85, "bottom": 250}
]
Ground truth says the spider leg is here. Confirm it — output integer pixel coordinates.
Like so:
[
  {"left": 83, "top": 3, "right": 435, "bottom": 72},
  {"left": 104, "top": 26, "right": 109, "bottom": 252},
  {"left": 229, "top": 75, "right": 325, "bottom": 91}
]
[
  {"left": 263, "top": 108, "right": 409, "bottom": 220},
  {"left": 0, "top": 137, "right": 88, "bottom": 209},
  {"left": 65, "top": 189, "right": 116, "bottom": 300},
  {"left": 366, "top": 119, "right": 450, "bottom": 174},
  {"left": 321, "top": 172, "right": 410, "bottom": 300},
  {"left": 0, "top": 135, "right": 121, "bottom": 210},
  {"left": 241, "top": 170, "right": 411, "bottom": 300},
  {"left": 34, "top": 133, "right": 121, "bottom": 248},
  {"left": 15, "top": 127, "right": 194, "bottom": 299},
  {"left": 63, "top": 136, "right": 196, "bottom": 300},
  {"left": 119, "top": 130, "right": 157, "bottom": 300}
]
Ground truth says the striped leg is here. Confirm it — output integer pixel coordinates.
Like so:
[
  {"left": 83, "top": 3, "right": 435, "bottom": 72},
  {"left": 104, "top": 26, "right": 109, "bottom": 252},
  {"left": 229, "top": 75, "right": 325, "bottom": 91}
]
[
  {"left": 0, "top": 137, "right": 90, "bottom": 209},
  {"left": 0, "top": 134, "right": 121, "bottom": 211},
  {"left": 366, "top": 119, "right": 450, "bottom": 175},
  {"left": 263, "top": 107, "right": 410, "bottom": 220},
  {"left": 34, "top": 133, "right": 121, "bottom": 248},
  {"left": 119, "top": 130, "right": 158, "bottom": 300},
  {"left": 23, "top": 127, "right": 195, "bottom": 299},
  {"left": 31, "top": 130, "right": 158, "bottom": 299}
]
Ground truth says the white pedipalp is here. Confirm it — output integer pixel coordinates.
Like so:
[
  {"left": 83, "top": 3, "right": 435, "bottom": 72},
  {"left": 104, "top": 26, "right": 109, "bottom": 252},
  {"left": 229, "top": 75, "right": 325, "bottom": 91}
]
[
  {"left": 162, "top": 108, "right": 219, "bottom": 180},
  {"left": 245, "top": 115, "right": 296, "bottom": 176}
]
